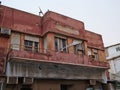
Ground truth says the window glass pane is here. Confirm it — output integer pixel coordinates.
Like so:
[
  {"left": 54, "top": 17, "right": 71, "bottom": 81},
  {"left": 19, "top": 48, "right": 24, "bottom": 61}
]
[{"left": 24, "top": 40, "right": 33, "bottom": 51}]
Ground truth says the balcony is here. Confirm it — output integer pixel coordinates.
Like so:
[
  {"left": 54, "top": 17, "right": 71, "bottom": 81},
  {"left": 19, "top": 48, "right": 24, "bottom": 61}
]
[{"left": 8, "top": 45, "right": 109, "bottom": 69}]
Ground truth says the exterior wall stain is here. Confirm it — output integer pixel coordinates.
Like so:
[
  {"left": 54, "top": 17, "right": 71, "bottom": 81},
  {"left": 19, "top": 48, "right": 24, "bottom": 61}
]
[{"left": 0, "top": 5, "right": 109, "bottom": 90}]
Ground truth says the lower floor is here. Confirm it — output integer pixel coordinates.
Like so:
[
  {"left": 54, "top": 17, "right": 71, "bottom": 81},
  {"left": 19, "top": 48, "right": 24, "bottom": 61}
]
[
  {"left": 0, "top": 78, "right": 109, "bottom": 90},
  {"left": 3, "top": 60, "right": 108, "bottom": 90}
]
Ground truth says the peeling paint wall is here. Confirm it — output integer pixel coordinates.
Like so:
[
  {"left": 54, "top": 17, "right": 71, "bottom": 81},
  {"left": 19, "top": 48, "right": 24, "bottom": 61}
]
[
  {"left": 42, "top": 11, "right": 86, "bottom": 40},
  {"left": 6, "top": 61, "right": 104, "bottom": 80},
  {"left": 0, "top": 5, "right": 42, "bottom": 35},
  {"left": 0, "top": 37, "right": 9, "bottom": 74},
  {"left": 85, "top": 30, "right": 104, "bottom": 50}
]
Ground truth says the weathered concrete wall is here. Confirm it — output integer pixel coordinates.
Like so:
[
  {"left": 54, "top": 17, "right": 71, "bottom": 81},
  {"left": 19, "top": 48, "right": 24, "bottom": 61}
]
[
  {"left": 67, "top": 37, "right": 74, "bottom": 54},
  {"left": 98, "top": 50, "right": 106, "bottom": 62},
  {"left": 6, "top": 61, "right": 106, "bottom": 80},
  {"left": 42, "top": 11, "right": 86, "bottom": 40},
  {"left": 43, "top": 11, "right": 85, "bottom": 30},
  {"left": 46, "top": 33, "right": 55, "bottom": 51}
]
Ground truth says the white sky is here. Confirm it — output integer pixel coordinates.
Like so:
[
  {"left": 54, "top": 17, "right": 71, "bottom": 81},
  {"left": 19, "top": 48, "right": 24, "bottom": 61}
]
[{"left": 1, "top": 0, "right": 120, "bottom": 47}]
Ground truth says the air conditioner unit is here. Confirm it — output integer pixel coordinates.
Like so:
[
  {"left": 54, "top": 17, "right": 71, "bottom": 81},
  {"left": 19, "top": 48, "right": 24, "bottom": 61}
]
[
  {"left": 23, "top": 77, "right": 34, "bottom": 85},
  {"left": 7, "top": 77, "right": 18, "bottom": 84},
  {"left": 0, "top": 27, "right": 11, "bottom": 35}
]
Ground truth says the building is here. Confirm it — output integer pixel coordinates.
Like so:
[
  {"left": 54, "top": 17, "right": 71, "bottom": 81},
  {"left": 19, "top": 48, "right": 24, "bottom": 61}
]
[
  {"left": 105, "top": 43, "right": 120, "bottom": 90},
  {"left": 0, "top": 5, "right": 109, "bottom": 90}
]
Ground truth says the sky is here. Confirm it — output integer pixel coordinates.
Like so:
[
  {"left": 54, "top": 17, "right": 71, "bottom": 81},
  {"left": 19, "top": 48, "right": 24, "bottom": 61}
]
[{"left": 0, "top": 0, "right": 120, "bottom": 47}]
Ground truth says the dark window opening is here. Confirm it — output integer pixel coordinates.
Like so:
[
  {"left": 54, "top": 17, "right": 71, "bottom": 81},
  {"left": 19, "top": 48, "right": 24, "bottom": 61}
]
[
  {"left": 74, "top": 42, "right": 84, "bottom": 55},
  {"left": 88, "top": 48, "right": 99, "bottom": 61},
  {"left": 55, "top": 37, "right": 67, "bottom": 52},
  {"left": 61, "top": 84, "right": 73, "bottom": 90},
  {"left": 20, "top": 85, "right": 32, "bottom": 90},
  {"left": 61, "top": 85, "right": 68, "bottom": 90}
]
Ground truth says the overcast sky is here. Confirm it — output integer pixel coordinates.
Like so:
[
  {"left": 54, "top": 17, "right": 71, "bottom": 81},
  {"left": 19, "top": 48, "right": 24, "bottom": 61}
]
[{"left": 1, "top": 0, "right": 120, "bottom": 47}]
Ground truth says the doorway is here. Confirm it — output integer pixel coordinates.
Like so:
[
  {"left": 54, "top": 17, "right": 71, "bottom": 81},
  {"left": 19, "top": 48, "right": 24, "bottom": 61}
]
[{"left": 20, "top": 87, "right": 32, "bottom": 90}]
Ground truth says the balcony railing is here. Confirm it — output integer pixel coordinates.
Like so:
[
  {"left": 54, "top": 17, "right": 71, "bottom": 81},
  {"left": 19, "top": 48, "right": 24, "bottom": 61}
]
[{"left": 8, "top": 44, "right": 109, "bottom": 68}]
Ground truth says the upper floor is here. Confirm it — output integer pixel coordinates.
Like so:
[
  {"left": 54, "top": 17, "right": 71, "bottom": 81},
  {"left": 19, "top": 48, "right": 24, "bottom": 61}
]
[{"left": 0, "top": 5, "right": 108, "bottom": 69}]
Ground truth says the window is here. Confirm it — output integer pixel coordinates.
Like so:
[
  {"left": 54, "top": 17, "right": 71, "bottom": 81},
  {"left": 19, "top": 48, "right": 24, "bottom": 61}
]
[
  {"left": 88, "top": 48, "right": 99, "bottom": 61},
  {"left": 55, "top": 37, "right": 67, "bottom": 52},
  {"left": 24, "top": 40, "right": 33, "bottom": 51},
  {"left": 24, "top": 35, "right": 39, "bottom": 53},
  {"left": 116, "top": 47, "right": 120, "bottom": 52},
  {"left": 10, "top": 32, "right": 20, "bottom": 50},
  {"left": 74, "top": 40, "right": 84, "bottom": 55},
  {"left": 24, "top": 40, "right": 39, "bottom": 53},
  {"left": 92, "top": 49, "right": 99, "bottom": 60}
]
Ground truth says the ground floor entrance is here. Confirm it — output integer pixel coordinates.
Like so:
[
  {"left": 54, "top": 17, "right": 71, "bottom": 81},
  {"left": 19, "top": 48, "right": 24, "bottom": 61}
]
[{"left": 4, "top": 79, "right": 107, "bottom": 90}]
